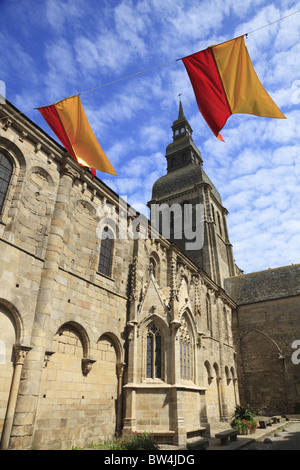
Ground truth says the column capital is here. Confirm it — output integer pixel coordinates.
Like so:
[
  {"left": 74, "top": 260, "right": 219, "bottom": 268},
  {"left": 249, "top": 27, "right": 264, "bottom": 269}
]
[
  {"left": 13, "top": 344, "right": 32, "bottom": 365},
  {"left": 60, "top": 161, "right": 81, "bottom": 181}
]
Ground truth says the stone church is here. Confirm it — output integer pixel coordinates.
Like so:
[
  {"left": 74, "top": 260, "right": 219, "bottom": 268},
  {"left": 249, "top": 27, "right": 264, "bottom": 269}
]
[{"left": 0, "top": 98, "right": 299, "bottom": 450}]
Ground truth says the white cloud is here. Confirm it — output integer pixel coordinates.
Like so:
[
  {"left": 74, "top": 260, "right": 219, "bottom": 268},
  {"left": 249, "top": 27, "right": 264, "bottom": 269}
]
[
  {"left": 45, "top": 0, "right": 84, "bottom": 33},
  {"left": 1, "top": 0, "right": 299, "bottom": 276}
]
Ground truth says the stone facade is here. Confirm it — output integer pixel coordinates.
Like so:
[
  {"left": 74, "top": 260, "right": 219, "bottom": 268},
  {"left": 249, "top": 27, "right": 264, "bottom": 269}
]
[
  {"left": 0, "top": 100, "right": 238, "bottom": 450},
  {"left": 0, "top": 98, "right": 299, "bottom": 450},
  {"left": 225, "top": 265, "right": 300, "bottom": 415}
]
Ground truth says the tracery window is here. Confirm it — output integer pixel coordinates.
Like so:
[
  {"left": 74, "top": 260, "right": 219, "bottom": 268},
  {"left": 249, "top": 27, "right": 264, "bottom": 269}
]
[
  {"left": 98, "top": 227, "right": 114, "bottom": 277},
  {"left": 146, "top": 324, "right": 162, "bottom": 379},
  {"left": 0, "top": 152, "right": 13, "bottom": 214},
  {"left": 179, "top": 318, "right": 193, "bottom": 381}
]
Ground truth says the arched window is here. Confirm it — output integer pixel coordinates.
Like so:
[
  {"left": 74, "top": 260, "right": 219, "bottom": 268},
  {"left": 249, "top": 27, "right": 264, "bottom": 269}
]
[
  {"left": 98, "top": 227, "right": 114, "bottom": 277},
  {"left": 179, "top": 317, "right": 193, "bottom": 381},
  {"left": 0, "top": 151, "right": 13, "bottom": 214},
  {"left": 146, "top": 324, "right": 162, "bottom": 379}
]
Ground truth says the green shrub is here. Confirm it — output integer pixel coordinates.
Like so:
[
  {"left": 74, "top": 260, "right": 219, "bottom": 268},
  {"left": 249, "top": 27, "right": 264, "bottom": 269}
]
[{"left": 89, "top": 430, "right": 160, "bottom": 450}]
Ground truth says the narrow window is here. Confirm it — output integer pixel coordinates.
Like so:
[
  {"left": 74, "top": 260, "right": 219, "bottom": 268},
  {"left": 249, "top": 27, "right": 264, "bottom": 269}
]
[
  {"left": 146, "top": 335, "right": 153, "bottom": 378},
  {"left": 217, "top": 213, "right": 222, "bottom": 236},
  {"left": 206, "top": 294, "right": 212, "bottom": 334},
  {"left": 179, "top": 319, "right": 193, "bottom": 381},
  {"left": 155, "top": 334, "right": 161, "bottom": 378},
  {"left": 223, "top": 307, "right": 229, "bottom": 343},
  {"left": 211, "top": 204, "right": 215, "bottom": 223},
  {"left": 0, "top": 152, "right": 13, "bottom": 214},
  {"left": 98, "top": 227, "right": 114, "bottom": 276},
  {"left": 146, "top": 324, "right": 162, "bottom": 379},
  {"left": 180, "top": 340, "right": 183, "bottom": 378}
]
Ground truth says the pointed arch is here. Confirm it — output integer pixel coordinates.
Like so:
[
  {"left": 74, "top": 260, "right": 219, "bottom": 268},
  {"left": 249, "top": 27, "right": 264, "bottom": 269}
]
[
  {"left": 235, "top": 328, "right": 283, "bottom": 356},
  {"left": 179, "top": 309, "right": 197, "bottom": 382},
  {"left": 139, "top": 314, "right": 169, "bottom": 382},
  {"left": 179, "top": 307, "right": 197, "bottom": 342}
]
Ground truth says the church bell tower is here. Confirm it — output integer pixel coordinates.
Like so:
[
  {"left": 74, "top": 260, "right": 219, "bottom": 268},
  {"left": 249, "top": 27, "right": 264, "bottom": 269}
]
[{"left": 148, "top": 100, "right": 236, "bottom": 287}]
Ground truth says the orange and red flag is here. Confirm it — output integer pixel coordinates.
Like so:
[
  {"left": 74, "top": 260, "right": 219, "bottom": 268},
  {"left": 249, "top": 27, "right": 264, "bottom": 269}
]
[
  {"left": 38, "top": 95, "right": 116, "bottom": 177},
  {"left": 182, "top": 36, "right": 285, "bottom": 140}
]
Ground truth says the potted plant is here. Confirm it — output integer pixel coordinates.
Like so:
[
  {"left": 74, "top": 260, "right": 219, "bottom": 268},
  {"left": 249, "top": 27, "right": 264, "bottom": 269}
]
[{"left": 230, "top": 406, "right": 258, "bottom": 435}]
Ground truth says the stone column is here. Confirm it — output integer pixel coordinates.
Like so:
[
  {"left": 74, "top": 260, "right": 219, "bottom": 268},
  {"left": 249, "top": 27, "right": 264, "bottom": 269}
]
[
  {"left": 174, "top": 389, "right": 186, "bottom": 446},
  {"left": 122, "top": 386, "right": 137, "bottom": 432},
  {"left": 116, "top": 362, "right": 125, "bottom": 433},
  {"left": 0, "top": 345, "right": 31, "bottom": 450},
  {"left": 216, "top": 296, "right": 229, "bottom": 421},
  {"left": 8, "top": 163, "right": 80, "bottom": 449}
]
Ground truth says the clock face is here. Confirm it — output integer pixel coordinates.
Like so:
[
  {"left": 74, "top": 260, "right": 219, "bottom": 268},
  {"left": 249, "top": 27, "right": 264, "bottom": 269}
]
[
  {"left": 181, "top": 127, "right": 185, "bottom": 133},
  {"left": 175, "top": 129, "right": 179, "bottom": 135}
]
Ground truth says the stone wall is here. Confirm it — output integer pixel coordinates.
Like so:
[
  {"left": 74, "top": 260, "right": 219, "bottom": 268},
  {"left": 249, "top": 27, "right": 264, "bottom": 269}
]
[
  {"left": 0, "top": 100, "right": 239, "bottom": 449},
  {"left": 226, "top": 266, "right": 300, "bottom": 415}
]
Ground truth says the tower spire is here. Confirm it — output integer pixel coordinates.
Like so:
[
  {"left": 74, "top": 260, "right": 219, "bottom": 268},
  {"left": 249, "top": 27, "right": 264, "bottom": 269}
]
[{"left": 178, "top": 93, "right": 184, "bottom": 119}]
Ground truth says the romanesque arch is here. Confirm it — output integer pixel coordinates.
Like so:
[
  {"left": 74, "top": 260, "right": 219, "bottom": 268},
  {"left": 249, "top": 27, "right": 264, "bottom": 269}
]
[
  {"left": 0, "top": 138, "right": 26, "bottom": 226},
  {"left": 93, "top": 333, "right": 122, "bottom": 436},
  {"left": 61, "top": 197, "right": 98, "bottom": 276},
  {"left": 0, "top": 301, "right": 22, "bottom": 446},
  {"left": 34, "top": 321, "right": 98, "bottom": 449},
  {"left": 204, "top": 360, "right": 221, "bottom": 422}
]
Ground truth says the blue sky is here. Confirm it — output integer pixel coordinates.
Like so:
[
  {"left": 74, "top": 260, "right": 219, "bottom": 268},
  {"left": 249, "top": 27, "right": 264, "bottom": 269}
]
[{"left": 0, "top": 0, "right": 299, "bottom": 274}]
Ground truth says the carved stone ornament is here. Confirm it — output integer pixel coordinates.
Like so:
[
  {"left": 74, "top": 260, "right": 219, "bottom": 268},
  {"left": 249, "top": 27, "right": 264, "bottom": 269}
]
[
  {"left": 81, "top": 357, "right": 96, "bottom": 376},
  {"left": 60, "top": 162, "right": 81, "bottom": 181},
  {"left": 2, "top": 118, "right": 12, "bottom": 131},
  {"left": 116, "top": 362, "right": 126, "bottom": 378}
]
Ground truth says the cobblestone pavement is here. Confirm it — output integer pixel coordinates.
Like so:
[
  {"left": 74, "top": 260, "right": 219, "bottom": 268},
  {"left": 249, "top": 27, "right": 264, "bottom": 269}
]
[{"left": 241, "top": 421, "right": 300, "bottom": 450}]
